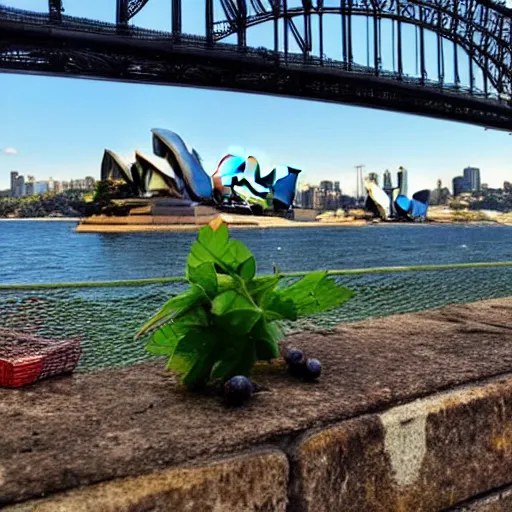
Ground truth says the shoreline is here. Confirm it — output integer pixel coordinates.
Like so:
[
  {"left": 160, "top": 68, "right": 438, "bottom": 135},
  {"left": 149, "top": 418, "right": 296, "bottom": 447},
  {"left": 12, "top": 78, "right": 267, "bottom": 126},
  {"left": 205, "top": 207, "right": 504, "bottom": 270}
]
[
  {"left": 75, "top": 219, "right": 369, "bottom": 233},
  {"left": 75, "top": 220, "right": 512, "bottom": 233},
  {"left": 0, "top": 217, "right": 510, "bottom": 232}
]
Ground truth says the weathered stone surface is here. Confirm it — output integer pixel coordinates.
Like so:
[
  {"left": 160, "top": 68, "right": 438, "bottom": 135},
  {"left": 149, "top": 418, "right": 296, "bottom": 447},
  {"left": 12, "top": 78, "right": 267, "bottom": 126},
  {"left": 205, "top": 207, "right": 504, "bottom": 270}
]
[
  {"left": 450, "top": 484, "right": 512, "bottom": 511},
  {"left": 292, "top": 376, "right": 512, "bottom": 512},
  {"left": 1, "top": 298, "right": 512, "bottom": 505},
  {"left": 4, "top": 450, "right": 288, "bottom": 512}
]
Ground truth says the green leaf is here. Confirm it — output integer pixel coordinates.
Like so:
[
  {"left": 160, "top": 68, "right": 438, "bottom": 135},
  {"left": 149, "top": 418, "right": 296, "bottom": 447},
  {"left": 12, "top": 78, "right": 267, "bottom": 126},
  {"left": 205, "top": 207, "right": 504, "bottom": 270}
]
[
  {"left": 227, "top": 240, "right": 256, "bottom": 281},
  {"left": 217, "top": 309, "right": 262, "bottom": 335},
  {"left": 277, "top": 271, "right": 354, "bottom": 317},
  {"left": 191, "top": 223, "right": 229, "bottom": 264},
  {"left": 211, "top": 290, "right": 262, "bottom": 334},
  {"left": 212, "top": 336, "right": 257, "bottom": 380},
  {"left": 169, "top": 327, "right": 220, "bottom": 390},
  {"left": 187, "top": 262, "right": 218, "bottom": 297},
  {"left": 146, "top": 325, "right": 178, "bottom": 356},
  {"left": 136, "top": 284, "right": 208, "bottom": 339},
  {"left": 263, "top": 294, "right": 298, "bottom": 321},
  {"left": 211, "top": 290, "right": 251, "bottom": 315},
  {"left": 251, "top": 319, "right": 283, "bottom": 361},
  {"left": 145, "top": 307, "right": 209, "bottom": 356},
  {"left": 187, "top": 224, "right": 255, "bottom": 281},
  {"left": 247, "top": 275, "right": 280, "bottom": 304}
]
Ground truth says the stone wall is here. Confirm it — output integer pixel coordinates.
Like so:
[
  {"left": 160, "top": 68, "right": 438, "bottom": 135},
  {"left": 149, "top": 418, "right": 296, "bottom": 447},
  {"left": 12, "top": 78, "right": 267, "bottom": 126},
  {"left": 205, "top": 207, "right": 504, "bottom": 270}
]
[{"left": 3, "top": 297, "right": 512, "bottom": 511}]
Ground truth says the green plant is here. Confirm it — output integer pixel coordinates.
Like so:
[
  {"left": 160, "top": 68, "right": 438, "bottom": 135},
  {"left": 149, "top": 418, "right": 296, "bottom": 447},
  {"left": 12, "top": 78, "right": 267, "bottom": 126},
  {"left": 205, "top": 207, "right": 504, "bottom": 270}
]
[{"left": 136, "top": 218, "right": 353, "bottom": 390}]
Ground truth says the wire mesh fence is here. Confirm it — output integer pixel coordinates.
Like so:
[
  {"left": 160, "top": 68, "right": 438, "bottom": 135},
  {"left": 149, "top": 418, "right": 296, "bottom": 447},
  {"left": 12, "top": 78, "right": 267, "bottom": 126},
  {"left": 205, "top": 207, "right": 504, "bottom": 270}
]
[{"left": 0, "top": 265, "right": 511, "bottom": 373}]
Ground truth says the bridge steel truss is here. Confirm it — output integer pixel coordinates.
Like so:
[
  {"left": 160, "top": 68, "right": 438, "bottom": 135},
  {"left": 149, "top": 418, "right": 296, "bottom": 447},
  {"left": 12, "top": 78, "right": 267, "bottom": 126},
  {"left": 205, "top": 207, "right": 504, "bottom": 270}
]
[{"left": 0, "top": 0, "right": 511, "bottom": 130}]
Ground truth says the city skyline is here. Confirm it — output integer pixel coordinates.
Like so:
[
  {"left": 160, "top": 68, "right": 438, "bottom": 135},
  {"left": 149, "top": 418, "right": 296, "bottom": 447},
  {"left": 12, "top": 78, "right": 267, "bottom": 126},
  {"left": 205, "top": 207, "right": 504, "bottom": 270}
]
[{"left": 1, "top": 0, "right": 512, "bottom": 195}]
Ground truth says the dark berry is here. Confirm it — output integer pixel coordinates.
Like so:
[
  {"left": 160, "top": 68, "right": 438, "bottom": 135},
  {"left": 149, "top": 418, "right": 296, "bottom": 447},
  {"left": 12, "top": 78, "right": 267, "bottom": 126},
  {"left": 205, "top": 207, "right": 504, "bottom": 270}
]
[
  {"left": 284, "top": 348, "right": 304, "bottom": 365},
  {"left": 224, "top": 376, "right": 253, "bottom": 406},
  {"left": 303, "top": 358, "right": 322, "bottom": 381},
  {"left": 288, "top": 360, "right": 306, "bottom": 378}
]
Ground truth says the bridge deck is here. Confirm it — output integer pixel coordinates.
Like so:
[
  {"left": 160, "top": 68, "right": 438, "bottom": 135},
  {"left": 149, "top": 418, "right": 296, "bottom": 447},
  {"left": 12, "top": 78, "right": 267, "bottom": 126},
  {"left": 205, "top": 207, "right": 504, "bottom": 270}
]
[{"left": 0, "top": 6, "right": 511, "bottom": 130}]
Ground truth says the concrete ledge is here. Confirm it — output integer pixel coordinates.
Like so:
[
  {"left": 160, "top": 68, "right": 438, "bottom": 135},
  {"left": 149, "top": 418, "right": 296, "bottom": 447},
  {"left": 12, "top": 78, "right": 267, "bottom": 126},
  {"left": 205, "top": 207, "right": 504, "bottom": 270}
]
[
  {"left": 1, "top": 298, "right": 512, "bottom": 510},
  {"left": 291, "top": 376, "right": 512, "bottom": 511},
  {"left": 5, "top": 450, "right": 288, "bottom": 512}
]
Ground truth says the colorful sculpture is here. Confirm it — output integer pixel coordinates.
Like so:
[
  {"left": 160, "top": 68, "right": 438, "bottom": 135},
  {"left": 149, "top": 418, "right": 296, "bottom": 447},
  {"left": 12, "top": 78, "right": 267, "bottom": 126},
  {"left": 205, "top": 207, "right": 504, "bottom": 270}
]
[
  {"left": 364, "top": 180, "right": 430, "bottom": 221},
  {"left": 212, "top": 154, "right": 301, "bottom": 213},
  {"left": 394, "top": 190, "right": 431, "bottom": 221},
  {"left": 101, "top": 129, "right": 301, "bottom": 215}
]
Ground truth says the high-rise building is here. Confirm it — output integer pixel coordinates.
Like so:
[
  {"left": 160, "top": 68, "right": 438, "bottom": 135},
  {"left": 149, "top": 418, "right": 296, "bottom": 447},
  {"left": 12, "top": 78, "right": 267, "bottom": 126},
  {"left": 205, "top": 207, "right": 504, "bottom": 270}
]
[
  {"left": 397, "top": 167, "right": 408, "bottom": 196},
  {"left": 504, "top": 181, "right": 512, "bottom": 192},
  {"left": 34, "top": 182, "right": 49, "bottom": 194},
  {"left": 10, "top": 171, "right": 18, "bottom": 196},
  {"left": 25, "top": 181, "right": 35, "bottom": 196},
  {"left": 463, "top": 166, "right": 481, "bottom": 193},
  {"left": 10, "top": 172, "right": 25, "bottom": 197},
  {"left": 453, "top": 176, "right": 465, "bottom": 196},
  {"left": 383, "top": 170, "right": 393, "bottom": 190},
  {"left": 367, "top": 172, "right": 379, "bottom": 186},
  {"left": 334, "top": 181, "right": 341, "bottom": 193},
  {"left": 312, "top": 187, "right": 322, "bottom": 210},
  {"left": 319, "top": 180, "right": 334, "bottom": 192}
]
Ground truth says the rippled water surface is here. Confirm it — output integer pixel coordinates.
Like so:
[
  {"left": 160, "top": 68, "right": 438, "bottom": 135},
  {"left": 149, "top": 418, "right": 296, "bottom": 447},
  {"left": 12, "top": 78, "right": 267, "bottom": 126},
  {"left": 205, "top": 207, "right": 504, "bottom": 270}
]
[{"left": 1, "top": 220, "right": 512, "bottom": 284}]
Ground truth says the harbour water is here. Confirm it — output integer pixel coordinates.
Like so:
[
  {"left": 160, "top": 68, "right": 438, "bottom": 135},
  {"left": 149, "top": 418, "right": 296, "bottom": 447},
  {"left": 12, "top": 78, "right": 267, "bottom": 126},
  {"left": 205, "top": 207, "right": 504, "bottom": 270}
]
[{"left": 1, "top": 220, "right": 512, "bottom": 284}]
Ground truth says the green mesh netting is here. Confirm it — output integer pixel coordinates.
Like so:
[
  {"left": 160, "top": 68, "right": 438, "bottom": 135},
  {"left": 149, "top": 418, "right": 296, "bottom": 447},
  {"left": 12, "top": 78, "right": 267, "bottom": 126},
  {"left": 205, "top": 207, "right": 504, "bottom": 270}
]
[{"left": 0, "top": 266, "right": 511, "bottom": 372}]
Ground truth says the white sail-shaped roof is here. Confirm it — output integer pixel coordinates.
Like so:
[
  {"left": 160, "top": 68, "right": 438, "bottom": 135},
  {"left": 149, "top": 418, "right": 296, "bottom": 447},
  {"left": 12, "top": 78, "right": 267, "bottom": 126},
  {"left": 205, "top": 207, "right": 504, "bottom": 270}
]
[{"left": 365, "top": 180, "right": 390, "bottom": 220}]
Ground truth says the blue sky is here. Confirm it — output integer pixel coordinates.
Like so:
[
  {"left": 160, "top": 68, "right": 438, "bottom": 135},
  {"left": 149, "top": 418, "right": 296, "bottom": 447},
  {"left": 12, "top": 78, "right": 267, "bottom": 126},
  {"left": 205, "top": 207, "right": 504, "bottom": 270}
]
[{"left": 0, "top": 0, "right": 510, "bottom": 195}]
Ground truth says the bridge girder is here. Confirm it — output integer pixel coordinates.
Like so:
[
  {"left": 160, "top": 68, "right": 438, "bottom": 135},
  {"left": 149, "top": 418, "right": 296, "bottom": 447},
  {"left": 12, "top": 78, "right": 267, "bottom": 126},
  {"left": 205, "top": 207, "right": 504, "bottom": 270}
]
[
  {"left": 116, "top": 0, "right": 152, "bottom": 25},
  {"left": 210, "top": 0, "right": 512, "bottom": 97},
  {"left": 0, "top": 21, "right": 511, "bottom": 131},
  {"left": 0, "top": 4, "right": 511, "bottom": 131}
]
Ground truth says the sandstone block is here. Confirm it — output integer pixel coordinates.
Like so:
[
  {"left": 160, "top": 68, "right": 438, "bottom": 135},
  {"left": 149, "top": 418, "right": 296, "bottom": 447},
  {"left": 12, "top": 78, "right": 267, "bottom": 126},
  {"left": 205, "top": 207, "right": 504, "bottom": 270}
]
[
  {"left": 292, "top": 376, "right": 512, "bottom": 512},
  {"left": 5, "top": 450, "right": 288, "bottom": 512}
]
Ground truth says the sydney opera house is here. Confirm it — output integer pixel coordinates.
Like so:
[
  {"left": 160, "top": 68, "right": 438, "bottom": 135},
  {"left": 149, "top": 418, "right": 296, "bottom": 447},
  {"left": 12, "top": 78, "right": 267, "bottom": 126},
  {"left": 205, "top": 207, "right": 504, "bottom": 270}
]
[
  {"left": 100, "top": 129, "right": 301, "bottom": 216},
  {"left": 365, "top": 171, "right": 430, "bottom": 222}
]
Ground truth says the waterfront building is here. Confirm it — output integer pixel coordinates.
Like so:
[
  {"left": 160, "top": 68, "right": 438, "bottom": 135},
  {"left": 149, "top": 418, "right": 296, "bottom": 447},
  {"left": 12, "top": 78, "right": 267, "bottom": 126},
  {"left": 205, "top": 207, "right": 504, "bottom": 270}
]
[
  {"left": 312, "top": 187, "right": 322, "bottom": 210},
  {"left": 34, "top": 182, "right": 49, "bottom": 194},
  {"left": 10, "top": 171, "right": 25, "bottom": 197},
  {"left": 453, "top": 176, "right": 465, "bottom": 196},
  {"left": 10, "top": 171, "right": 18, "bottom": 195},
  {"left": 25, "top": 182, "right": 34, "bottom": 196},
  {"left": 383, "top": 170, "right": 393, "bottom": 190},
  {"left": 397, "top": 167, "right": 408, "bottom": 197},
  {"left": 10, "top": 172, "right": 25, "bottom": 197},
  {"left": 463, "top": 166, "right": 481, "bottom": 193}
]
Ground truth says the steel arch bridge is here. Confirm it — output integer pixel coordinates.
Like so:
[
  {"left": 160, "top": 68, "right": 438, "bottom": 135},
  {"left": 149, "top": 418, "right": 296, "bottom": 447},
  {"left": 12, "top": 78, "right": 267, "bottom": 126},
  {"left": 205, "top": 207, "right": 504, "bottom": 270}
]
[{"left": 0, "top": 0, "right": 511, "bottom": 130}]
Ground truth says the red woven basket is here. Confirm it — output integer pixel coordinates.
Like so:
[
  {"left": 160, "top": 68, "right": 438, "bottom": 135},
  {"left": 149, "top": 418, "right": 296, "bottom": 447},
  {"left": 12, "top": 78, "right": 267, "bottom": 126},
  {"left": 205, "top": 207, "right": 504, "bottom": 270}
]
[{"left": 0, "top": 329, "right": 81, "bottom": 388}]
